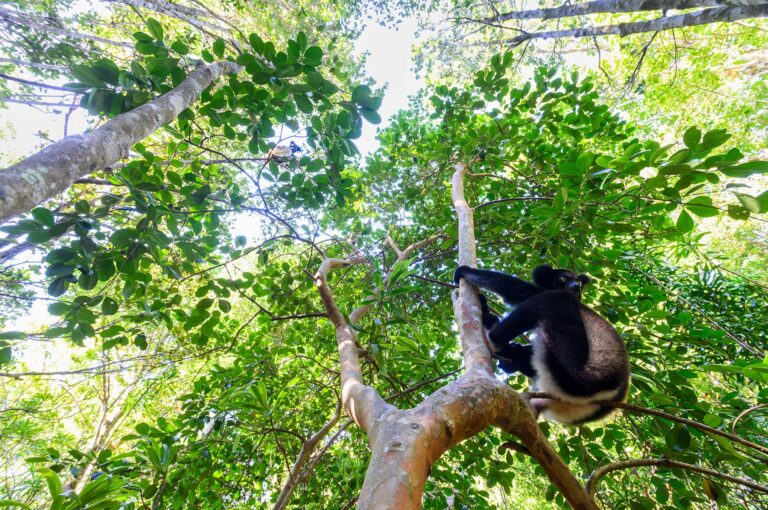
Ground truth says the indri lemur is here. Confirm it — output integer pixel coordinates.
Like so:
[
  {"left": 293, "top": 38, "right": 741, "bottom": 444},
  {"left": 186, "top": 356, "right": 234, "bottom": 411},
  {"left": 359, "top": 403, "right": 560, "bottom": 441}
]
[{"left": 454, "top": 264, "right": 629, "bottom": 425}]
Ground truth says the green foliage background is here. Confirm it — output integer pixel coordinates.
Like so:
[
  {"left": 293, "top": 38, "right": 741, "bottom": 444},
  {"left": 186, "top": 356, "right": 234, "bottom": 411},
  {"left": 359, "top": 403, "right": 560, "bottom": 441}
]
[{"left": 0, "top": 1, "right": 766, "bottom": 509}]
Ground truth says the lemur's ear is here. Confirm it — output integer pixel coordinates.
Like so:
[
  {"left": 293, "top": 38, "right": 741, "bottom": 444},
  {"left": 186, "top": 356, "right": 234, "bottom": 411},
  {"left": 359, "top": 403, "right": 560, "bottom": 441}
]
[
  {"left": 532, "top": 264, "right": 555, "bottom": 287},
  {"left": 577, "top": 274, "right": 592, "bottom": 286}
]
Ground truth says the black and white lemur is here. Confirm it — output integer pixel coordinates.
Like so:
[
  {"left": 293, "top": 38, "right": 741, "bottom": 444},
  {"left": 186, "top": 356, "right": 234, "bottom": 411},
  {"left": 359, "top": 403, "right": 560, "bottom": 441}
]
[{"left": 454, "top": 264, "right": 629, "bottom": 425}]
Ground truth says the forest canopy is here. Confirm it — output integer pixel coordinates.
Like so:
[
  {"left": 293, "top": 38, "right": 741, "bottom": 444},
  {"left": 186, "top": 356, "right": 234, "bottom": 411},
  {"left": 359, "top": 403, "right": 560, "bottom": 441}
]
[{"left": 0, "top": 1, "right": 766, "bottom": 509}]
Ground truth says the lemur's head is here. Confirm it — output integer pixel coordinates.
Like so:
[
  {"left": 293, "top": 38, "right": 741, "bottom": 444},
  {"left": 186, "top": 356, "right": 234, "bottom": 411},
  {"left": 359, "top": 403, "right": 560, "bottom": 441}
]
[{"left": 532, "top": 264, "right": 591, "bottom": 298}]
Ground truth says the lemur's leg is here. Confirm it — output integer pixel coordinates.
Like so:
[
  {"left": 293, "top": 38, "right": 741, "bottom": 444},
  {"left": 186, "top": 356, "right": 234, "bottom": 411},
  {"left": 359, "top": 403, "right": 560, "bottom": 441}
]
[{"left": 487, "top": 298, "right": 540, "bottom": 377}]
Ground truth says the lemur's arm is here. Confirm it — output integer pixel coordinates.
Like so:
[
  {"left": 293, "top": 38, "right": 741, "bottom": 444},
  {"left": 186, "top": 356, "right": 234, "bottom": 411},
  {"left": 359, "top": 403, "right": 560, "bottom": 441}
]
[{"left": 454, "top": 266, "right": 541, "bottom": 305}]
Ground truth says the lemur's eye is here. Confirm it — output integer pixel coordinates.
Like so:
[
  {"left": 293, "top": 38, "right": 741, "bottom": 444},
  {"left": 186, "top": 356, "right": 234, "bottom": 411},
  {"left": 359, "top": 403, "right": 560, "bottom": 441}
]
[{"left": 559, "top": 275, "right": 567, "bottom": 282}]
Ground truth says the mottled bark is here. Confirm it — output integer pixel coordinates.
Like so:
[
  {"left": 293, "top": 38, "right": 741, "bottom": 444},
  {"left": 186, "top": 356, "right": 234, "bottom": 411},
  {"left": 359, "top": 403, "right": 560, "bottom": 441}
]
[
  {"left": 0, "top": 61, "right": 242, "bottom": 224},
  {"left": 486, "top": 0, "right": 765, "bottom": 22},
  {"left": 313, "top": 162, "right": 598, "bottom": 510},
  {"left": 505, "top": 4, "right": 768, "bottom": 45}
]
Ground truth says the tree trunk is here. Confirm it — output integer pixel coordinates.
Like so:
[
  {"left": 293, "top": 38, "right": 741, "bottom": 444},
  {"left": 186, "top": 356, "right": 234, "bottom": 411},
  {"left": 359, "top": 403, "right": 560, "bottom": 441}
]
[
  {"left": 0, "top": 60, "right": 241, "bottom": 224},
  {"left": 505, "top": 4, "right": 768, "bottom": 45}
]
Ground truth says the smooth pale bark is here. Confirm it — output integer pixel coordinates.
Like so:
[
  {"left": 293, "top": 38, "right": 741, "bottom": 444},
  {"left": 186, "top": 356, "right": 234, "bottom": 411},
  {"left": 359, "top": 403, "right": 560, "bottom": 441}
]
[
  {"left": 314, "top": 162, "right": 598, "bottom": 510},
  {"left": 0, "top": 61, "right": 242, "bottom": 224},
  {"left": 486, "top": 0, "right": 765, "bottom": 22},
  {"left": 505, "top": 4, "right": 768, "bottom": 45}
]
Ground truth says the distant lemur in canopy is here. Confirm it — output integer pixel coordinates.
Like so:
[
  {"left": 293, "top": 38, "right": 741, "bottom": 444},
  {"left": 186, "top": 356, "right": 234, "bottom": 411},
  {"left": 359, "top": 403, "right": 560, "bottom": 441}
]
[{"left": 454, "top": 264, "right": 630, "bottom": 425}]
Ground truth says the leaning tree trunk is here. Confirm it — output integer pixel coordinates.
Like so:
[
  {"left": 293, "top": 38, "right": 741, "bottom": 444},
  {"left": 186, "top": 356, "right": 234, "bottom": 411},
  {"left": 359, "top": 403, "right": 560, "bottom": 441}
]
[
  {"left": 0, "top": 60, "right": 242, "bottom": 224},
  {"left": 504, "top": 4, "right": 768, "bottom": 45},
  {"left": 313, "top": 162, "right": 599, "bottom": 510},
  {"left": 485, "top": 0, "right": 766, "bottom": 22}
]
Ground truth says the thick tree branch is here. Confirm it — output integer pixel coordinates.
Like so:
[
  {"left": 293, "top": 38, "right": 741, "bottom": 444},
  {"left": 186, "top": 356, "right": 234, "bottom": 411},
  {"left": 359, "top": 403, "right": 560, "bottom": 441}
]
[
  {"left": 486, "top": 0, "right": 765, "bottom": 22},
  {"left": 586, "top": 458, "right": 768, "bottom": 495},
  {"left": 504, "top": 4, "right": 768, "bottom": 46},
  {"left": 451, "top": 162, "right": 495, "bottom": 375},
  {"left": 0, "top": 61, "right": 242, "bottom": 223}
]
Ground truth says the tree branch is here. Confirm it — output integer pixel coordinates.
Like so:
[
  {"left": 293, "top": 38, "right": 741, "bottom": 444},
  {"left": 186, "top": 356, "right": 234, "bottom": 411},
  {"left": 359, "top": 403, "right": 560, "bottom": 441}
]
[
  {"left": 272, "top": 400, "right": 343, "bottom": 510},
  {"left": 0, "top": 6, "right": 133, "bottom": 48},
  {"left": 451, "top": 162, "right": 495, "bottom": 375},
  {"left": 586, "top": 458, "right": 768, "bottom": 495}
]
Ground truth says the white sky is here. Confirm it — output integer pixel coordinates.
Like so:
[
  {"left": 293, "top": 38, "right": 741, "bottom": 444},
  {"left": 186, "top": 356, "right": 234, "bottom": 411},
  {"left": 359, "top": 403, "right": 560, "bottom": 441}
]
[{"left": 354, "top": 18, "right": 424, "bottom": 156}]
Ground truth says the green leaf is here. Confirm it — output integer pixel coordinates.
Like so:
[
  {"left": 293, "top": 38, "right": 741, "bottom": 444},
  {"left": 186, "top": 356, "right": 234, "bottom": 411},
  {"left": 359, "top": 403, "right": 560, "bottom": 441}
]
[
  {"left": 676, "top": 210, "right": 694, "bottom": 232},
  {"left": 248, "top": 34, "right": 264, "bottom": 53},
  {"left": 0, "top": 500, "right": 32, "bottom": 509},
  {"left": 702, "top": 479, "right": 727, "bottom": 504},
  {"left": 146, "top": 18, "right": 164, "bottom": 40},
  {"left": 294, "top": 94, "right": 313, "bottom": 114},
  {"left": 47, "top": 302, "right": 70, "bottom": 316},
  {"left": 719, "top": 160, "right": 768, "bottom": 178},
  {"left": 659, "top": 164, "right": 692, "bottom": 176},
  {"left": 683, "top": 127, "right": 701, "bottom": 149},
  {"left": 351, "top": 85, "right": 371, "bottom": 105},
  {"left": 110, "top": 228, "right": 138, "bottom": 247},
  {"left": 46, "top": 263, "right": 74, "bottom": 278},
  {"left": 0, "top": 331, "right": 26, "bottom": 340},
  {"left": 665, "top": 424, "right": 691, "bottom": 451},
  {"left": 734, "top": 192, "right": 762, "bottom": 213},
  {"left": 71, "top": 64, "right": 106, "bottom": 88},
  {"left": 700, "top": 129, "right": 730, "bottom": 150},
  {"left": 170, "top": 40, "right": 189, "bottom": 55},
  {"left": 296, "top": 32, "right": 308, "bottom": 51},
  {"left": 31, "top": 207, "right": 54, "bottom": 227},
  {"left": 684, "top": 196, "right": 719, "bottom": 217},
  {"left": 304, "top": 46, "right": 323, "bottom": 62},
  {"left": 213, "top": 38, "right": 225, "bottom": 58},
  {"left": 48, "top": 277, "right": 70, "bottom": 297},
  {"left": 0, "top": 346, "right": 12, "bottom": 364},
  {"left": 102, "top": 297, "right": 118, "bottom": 315},
  {"left": 134, "top": 333, "right": 148, "bottom": 350},
  {"left": 360, "top": 108, "right": 381, "bottom": 124}
]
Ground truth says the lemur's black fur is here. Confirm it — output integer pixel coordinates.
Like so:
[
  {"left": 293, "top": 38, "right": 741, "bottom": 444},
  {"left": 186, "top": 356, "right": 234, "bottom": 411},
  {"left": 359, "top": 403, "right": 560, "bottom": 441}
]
[{"left": 454, "top": 265, "right": 629, "bottom": 425}]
